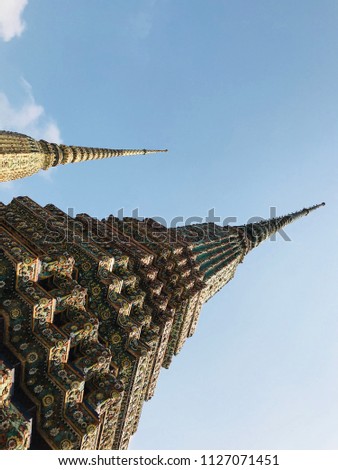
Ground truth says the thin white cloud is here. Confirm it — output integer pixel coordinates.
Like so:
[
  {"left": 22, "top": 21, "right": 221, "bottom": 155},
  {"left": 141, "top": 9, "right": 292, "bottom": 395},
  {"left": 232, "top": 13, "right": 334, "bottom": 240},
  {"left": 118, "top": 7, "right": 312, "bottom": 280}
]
[
  {"left": 0, "top": 78, "right": 61, "bottom": 143},
  {"left": 0, "top": 181, "right": 14, "bottom": 191},
  {"left": 0, "top": 0, "right": 28, "bottom": 42},
  {"left": 130, "top": 12, "right": 153, "bottom": 39},
  {"left": 129, "top": 0, "right": 159, "bottom": 39}
]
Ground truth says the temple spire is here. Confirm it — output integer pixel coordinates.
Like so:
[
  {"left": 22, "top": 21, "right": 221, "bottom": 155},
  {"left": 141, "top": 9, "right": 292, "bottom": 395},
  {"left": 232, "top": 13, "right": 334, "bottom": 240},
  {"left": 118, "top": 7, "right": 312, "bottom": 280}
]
[
  {"left": 0, "top": 130, "right": 167, "bottom": 182},
  {"left": 240, "top": 202, "right": 326, "bottom": 252},
  {"left": 173, "top": 202, "right": 325, "bottom": 304},
  {"left": 38, "top": 140, "right": 168, "bottom": 166},
  {"left": 0, "top": 196, "right": 326, "bottom": 449}
]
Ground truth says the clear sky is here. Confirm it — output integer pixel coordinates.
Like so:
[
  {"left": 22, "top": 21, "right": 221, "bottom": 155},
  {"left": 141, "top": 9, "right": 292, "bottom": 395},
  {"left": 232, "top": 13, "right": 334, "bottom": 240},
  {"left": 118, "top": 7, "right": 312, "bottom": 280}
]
[{"left": 0, "top": 0, "right": 337, "bottom": 450}]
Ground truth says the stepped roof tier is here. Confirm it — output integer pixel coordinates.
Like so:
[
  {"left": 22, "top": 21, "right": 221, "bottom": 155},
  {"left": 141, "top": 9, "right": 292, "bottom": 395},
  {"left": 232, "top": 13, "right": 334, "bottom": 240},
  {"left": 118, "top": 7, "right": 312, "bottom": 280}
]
[{"left": 0, "top": 197, "right": 324, "bottom": 449}]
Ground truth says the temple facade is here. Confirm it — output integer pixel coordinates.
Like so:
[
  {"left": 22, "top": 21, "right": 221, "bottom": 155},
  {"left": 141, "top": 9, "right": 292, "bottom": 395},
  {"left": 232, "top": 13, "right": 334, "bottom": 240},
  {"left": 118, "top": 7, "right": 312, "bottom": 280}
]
[
  {"left": 0, "top": 131, "right": 167, "bottom": 182},
  {"left": 0, "top": 196, "right": 324, "bottom": 449}
]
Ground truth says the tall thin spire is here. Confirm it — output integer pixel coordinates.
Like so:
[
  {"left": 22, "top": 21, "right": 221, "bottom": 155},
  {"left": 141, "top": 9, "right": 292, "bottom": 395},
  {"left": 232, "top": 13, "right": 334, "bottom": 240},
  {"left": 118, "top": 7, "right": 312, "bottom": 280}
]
[
  {"left": 38, "top": 140, "right": 168, "bottom": 166},
  {"left": 0, "top": 130, "right": 167, "bottom": 182},
  {"left": 240, "top": 202, "right": 326, "bottom": 252},
  {"left": 173, "top": 202, "right": 325, "bottom": 304}
]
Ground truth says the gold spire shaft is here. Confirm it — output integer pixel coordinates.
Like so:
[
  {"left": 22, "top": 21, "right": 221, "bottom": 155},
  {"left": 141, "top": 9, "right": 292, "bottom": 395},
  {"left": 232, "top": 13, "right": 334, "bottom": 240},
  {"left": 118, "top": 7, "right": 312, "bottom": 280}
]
[
  {"left": 38, "top": 140, "right": 168, "bottom": 166},
  {"left": 0, "top": 130, "right": 167, "bottom": 182}
]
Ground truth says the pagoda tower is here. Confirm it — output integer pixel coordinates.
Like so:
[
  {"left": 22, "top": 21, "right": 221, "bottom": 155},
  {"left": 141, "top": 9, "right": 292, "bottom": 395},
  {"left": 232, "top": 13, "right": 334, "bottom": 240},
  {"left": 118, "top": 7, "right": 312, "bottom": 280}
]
[
  {"left": 0, "top": 197, "right": 324, "bottom": 449},
  {"left": 0, "top": 130, "right": 167, "bottom": 182}
]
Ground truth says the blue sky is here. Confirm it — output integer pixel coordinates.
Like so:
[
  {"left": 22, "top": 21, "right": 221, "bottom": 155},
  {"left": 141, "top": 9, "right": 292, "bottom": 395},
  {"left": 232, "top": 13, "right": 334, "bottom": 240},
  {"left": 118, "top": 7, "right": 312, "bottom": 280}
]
[{"left": 0, "top": 0, "right": 337, "bottom": 449}]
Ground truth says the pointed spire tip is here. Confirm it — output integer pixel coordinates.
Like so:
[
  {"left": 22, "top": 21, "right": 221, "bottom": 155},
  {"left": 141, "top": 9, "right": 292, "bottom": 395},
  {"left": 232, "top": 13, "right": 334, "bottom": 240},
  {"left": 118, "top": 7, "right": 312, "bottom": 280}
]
[
  {"left": 304, "top": 201, "right": 326, "bottom": 214},
  {"left": 142, "top": 148, "right": 168, "bottom": 155}
]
